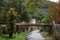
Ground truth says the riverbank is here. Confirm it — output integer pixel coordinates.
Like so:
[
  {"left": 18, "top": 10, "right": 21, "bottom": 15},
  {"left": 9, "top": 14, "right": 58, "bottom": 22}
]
[
  {"left": 0, "top": 32, "right": 27, "bottom": 40},
  {"left": 41, "top": 32, "right": 54, "bottom": 40},
  {"left": 0, "top": 31, "right": 55, "bottom": 40}
]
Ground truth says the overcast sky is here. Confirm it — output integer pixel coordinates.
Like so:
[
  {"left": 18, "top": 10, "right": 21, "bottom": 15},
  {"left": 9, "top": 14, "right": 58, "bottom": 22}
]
[{"left": 48, "top": 0, "right": 59, "bottom": 3}]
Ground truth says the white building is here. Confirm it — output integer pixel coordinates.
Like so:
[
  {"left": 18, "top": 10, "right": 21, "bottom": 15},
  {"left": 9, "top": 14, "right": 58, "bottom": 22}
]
[{"left": 30, "top": 19, "right": 36, "bottom": 24}]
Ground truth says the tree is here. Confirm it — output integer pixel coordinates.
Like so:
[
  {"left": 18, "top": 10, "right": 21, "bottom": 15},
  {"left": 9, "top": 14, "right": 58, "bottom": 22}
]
[
  {"left": 6, "top": 8, "right": 19, "bottom": 38},
  {"left": 1, "top": 0, "right": 51, "bottom": 22},
  {"left": 0, "top": 12, "right": 2, "bottom": 23},
  {"left": 21, "top": 11, "right": 32, "bottom": 22},
  {"left": 49, "top": 3, "right": 60, "bottom": 40},
  {"left": 0, "top": 12, "right": 3, "bottom": 35},
  {"left": 22, "top": 0, "right": 52, "bottom": 21},
  {"left": 41, "top": 17, "right": 52, "bottom": 34},
  {"left": 0, "top": 0, "right": 3, "bottom": 12},
  {"left": 49, "top": 3, "right": 60, "bottom": 23}
]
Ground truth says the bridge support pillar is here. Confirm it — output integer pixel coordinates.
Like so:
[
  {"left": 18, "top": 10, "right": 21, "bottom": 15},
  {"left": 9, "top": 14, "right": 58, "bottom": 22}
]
[{"left": 53, "top": 21, "right": 60, "bottom": 40}]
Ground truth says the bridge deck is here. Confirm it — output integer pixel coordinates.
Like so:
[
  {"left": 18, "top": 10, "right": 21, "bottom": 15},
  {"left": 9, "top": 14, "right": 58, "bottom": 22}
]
[{"left": 16, "top": 23, "right": 53, "bottom": 26}]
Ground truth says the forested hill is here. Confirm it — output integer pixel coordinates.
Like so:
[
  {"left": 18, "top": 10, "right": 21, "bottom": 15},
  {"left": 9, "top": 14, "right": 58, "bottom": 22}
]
[
  {"left": 0, "top": 0, "right": 54, "bottom": 23},
  {"left": 0, "top": 0, "right": 54, "bottom": 12}
]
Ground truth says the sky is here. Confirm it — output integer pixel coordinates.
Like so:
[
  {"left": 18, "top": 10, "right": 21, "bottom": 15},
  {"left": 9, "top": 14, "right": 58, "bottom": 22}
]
[{"left": 48, "top": 0, "right": 59, "bottom": 3}]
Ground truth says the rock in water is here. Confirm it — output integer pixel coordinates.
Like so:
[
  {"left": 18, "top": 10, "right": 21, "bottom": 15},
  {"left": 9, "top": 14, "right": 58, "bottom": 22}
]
[{"left": 26, "top": 30, "right": 45, "bottom": 40}]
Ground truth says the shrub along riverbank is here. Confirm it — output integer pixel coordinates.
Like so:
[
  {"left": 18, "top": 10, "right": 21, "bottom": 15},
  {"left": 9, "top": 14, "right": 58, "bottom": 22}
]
[{"left": 0, "top": 32, "right": 27, "bottom": 40}]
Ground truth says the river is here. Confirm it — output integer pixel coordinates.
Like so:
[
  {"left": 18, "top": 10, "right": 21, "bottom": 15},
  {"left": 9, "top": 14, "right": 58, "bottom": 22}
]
[{"left": 26, "top": 29, "right": 45, "bottom": 40}]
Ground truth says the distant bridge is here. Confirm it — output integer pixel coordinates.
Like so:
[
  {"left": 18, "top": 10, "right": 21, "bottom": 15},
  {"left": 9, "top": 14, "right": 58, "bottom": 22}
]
[{"left": 16, "top": 23, "right": 53, "bottom": 27}]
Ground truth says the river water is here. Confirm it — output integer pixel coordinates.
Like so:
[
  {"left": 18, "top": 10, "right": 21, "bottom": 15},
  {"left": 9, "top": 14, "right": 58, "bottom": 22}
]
[{"left": 26, "top": 29, "right": 45, "bottom": 40}]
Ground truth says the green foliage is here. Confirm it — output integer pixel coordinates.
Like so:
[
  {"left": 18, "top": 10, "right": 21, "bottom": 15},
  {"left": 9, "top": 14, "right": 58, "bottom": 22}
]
[
  {"left": 22, "top": 0, "right": 51, "bottom": 21},
  {"left": 0, "top": 0, "right": 52, "bottom": 22},
  {"left": 6, "top": 8, "right": 19, "bottom": 22},
  {"left": 0, "top": 0, "right": 54, "bottom": 33},
  {"left": 0, "top": 24, "right": 2, "bottom": 35},
  {"left": 21, "top": 11, "right": 32, "bottom": 22},
  {"left": 6, "top": 8, "right": 19, "bottom": 38},
  {"left": 41, "top": 17, "right": 50, "bottom": 23},
  {"left": 0, "top": 32, "right": 27, "bottom": 40},
  {"left": 0, "top": 12, "right": 2, "bottom": 23},
  {"left": 22, "top": 0, "right": 41, "bottom": 14}
]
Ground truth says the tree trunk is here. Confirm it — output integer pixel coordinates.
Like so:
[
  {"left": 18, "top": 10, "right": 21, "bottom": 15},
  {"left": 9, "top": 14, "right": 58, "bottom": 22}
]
[
  {"left": 9, "top": 22, "right": 14, "bottom": 38},
  {"left": 53, "top": 21, "right": 60, "bottom": 40},
  {"left": 9, "top": 31, "right": 13, "bottom": 38}
]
